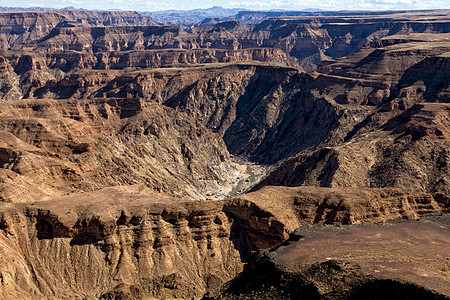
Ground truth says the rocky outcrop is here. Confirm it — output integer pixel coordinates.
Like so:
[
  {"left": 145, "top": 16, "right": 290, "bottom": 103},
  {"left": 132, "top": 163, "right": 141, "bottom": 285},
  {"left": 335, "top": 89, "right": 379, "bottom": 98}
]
[
  {"left": 0, "top": 186, "right": 447, "bottom": 299},
  {"left": 249, "top": 34, "right": 450, "bottom": 194},
  {"left": 1, "top": 33, "right": 448, "bottom": 194},
  {"left": 0, "top": 9, "right": 448, "bottom": 300},
  {"left": 1, "top": 47, "right": 299, "bottom": 72},
  {"left": 234, "top": 186, "right": 449, "bottom": 233},
  {"left": 1, "top": 10, "right": 448, "bottom": 70},
  {"left": 0, "top": 188, "right": 244, "bottom": 299},
  {"left": 0, "top": 11, "right": 156, "bottom": 50},
  {"left": 26, "top": 16, "right": 447, "bottom": 70},
  {"left": 0, "top": 48, "right": 301, "bottom": 100},
  {"left": 258, "top": 103, "right": 450, "bottom": 194},
  {"left": 0, "top": 98, "right": 235, "bottom": 202}
]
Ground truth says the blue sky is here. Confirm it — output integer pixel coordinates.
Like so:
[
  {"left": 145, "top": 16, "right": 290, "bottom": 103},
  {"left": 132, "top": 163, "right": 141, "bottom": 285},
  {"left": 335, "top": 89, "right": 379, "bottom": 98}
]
[{"left": 2, "top": 0, "right": 449, "bottom": 11}]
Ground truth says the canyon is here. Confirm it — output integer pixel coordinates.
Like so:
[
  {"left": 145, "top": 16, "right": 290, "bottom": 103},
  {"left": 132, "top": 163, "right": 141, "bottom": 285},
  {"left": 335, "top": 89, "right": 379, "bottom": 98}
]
[{"left": 0, "top": 8, "right": 448, "bottom": 299}]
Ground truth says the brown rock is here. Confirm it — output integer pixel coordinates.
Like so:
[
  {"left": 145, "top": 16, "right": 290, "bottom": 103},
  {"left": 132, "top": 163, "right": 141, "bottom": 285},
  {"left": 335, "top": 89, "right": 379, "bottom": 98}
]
[
  {"left": 208, "top": 217, "right": 450, "bottom": 299},
  {"left": 0, "top": 98, "right": 235, "bottom": 202}
]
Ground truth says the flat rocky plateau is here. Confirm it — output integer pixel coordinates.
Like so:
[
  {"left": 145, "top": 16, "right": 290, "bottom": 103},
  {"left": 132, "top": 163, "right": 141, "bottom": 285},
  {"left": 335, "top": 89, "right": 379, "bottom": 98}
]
[{"left": 206, "top": 216, "right": 450, "bottom": 299}]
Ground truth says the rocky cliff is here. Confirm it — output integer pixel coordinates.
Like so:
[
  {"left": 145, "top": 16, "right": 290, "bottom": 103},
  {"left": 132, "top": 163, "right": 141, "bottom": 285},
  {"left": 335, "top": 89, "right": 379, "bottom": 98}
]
[
  {"left": 256, "top": 34, "right": 449, "bottom": 194},
  {"left": 0, "top": 188, "right": 244, "bottom": 299},
  {"left": 1, "top": 33, "right": 448, "bottom": 195},
  {"left": 0, "top": 186, "right": 447, "bottom": 299},
  {"left": 0, "top": 97, "right": 235, "bottom": 202},
  {"left": 0, "top": 11, "right": 156, "bottom": 50},
  {"left": 1, "top": 10, "right": 448, "bottom": 70},
  {"left": 0, "top": 9, "right": 448, "bottom": 300},
  {"left": 258, "top": 103, "right": 450, "bottom": 193}
]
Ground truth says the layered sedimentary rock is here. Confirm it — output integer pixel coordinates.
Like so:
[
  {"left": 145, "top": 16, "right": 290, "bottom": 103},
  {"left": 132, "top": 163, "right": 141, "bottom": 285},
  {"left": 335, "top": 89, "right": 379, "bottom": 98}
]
[
  {"left": 0, "top": 10, "right": 156, "bottom": 49},
  {"left": 232, "top": 186, "right": 449, "bottom": 233},
  {"left": 259, "top": 103, "right": 450, "bottom": 193},
  {"left": 257, "top": 34, "right": 450, "bottom": 194},
  {"left": 0, "top": 186, "right": 447, "bottom": 299},
  {"left": 0, "top": 48, "right": 300, "bottom": 100},
  {"left": 0, "top": 188, "right": 244, "bottom": 299},
  {"left": 1, "top": 10, "right": 448, "bottom": 70},
  {"left": 0, "top": 9, "right": 448, "bottom": 299},
  {"left": 1, "top": 33, "right": 448, "bottom": 194},
  {"left": 0, "top": 98, "right": 235, "bottom": 202}
]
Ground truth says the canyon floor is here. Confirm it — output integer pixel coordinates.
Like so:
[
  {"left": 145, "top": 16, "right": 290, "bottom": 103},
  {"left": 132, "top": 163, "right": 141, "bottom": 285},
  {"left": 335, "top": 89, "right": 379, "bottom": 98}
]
[{"left": 0, "top": 8, "right": 448, "bottom": 300}]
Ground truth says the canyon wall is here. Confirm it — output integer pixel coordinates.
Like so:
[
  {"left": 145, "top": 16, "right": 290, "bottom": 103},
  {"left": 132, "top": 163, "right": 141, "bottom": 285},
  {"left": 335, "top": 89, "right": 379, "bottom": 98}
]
[{"left": 0, "top": 186, "right": 447, "bottom": 299}]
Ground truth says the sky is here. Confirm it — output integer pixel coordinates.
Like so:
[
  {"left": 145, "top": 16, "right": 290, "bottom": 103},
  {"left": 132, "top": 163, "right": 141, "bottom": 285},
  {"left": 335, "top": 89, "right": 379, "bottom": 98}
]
[{"left": 2, "top": 0, "right": 449, "bottom": 11}]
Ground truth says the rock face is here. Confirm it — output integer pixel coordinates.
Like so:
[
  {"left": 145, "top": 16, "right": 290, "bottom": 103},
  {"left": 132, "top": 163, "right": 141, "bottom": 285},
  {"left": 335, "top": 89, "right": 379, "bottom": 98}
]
[
  {"left": 233, "top": 186, "right": 450, "bottom": 233},
  {"left": 0, "top": 11, "right": 156, "bottom": 49},
  {"left": 0, "top": 48, "right": 300, "bottom": 100},
  {"left": 0, "top": 188, "right": 245, "bottom": 299},
  {"left": 252, "top": 34, "right": 450, "bottom": 194},
  {"left": 259, "top": 102, "right": 450, "bottom": 194},
  {"left": 0, "top": 33, "right": 448, "bottom": 197},
  {"left": 1, "top": 10, "right": 448, "bottom": 70},
  {"left": 0, "top": 98, "right": 234, "bottom": 202},
  {"left": 0, "top": 186, "right": 447, "bottom": 299}
]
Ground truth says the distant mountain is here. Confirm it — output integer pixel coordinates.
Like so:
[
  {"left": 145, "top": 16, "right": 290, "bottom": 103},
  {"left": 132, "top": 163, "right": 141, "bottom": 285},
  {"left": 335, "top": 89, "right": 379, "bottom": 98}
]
[
  {"left": 223, "top": 9, "right": 428, "bottom": 24},
  {"left": 0, "top": 6, "right": 86, "bottom": 11},
  {"left": 142, "top": 6, "right": 247, "bottom": 25},
  {"left": 221, "top": 10, "right": 327, "bottom": 24},
  {"left": 302, "top": 8, "right": 324, "bottom": 12}
]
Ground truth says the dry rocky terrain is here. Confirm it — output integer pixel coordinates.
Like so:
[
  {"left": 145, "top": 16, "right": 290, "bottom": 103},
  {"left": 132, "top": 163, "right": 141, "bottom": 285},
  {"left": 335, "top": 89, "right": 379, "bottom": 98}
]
[
  {"left": 0, "top": 186, "right": 448, "bottom": 299},
  {"left": 206, "top": 215, "right": 450, "bottom": 299},
  {"left": 0, "top": 8, "right": 448, "bottom": 300}
]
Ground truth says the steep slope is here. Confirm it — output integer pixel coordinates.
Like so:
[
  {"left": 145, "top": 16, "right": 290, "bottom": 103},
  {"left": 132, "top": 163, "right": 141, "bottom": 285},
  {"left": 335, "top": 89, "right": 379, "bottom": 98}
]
[
  {"left": 0, "top": 11, "right": 156, "bottom": 50},
  {"left": 231, "top": 186, "right": 449, "bottom": 233},
  {"left": 256, "top": 34, "right": 450, "bottom": 194},
  {"left": 0, "top": 48, "right": 299, "bottom": 100},
  {"left": 0, "top": 98, "right": 235, "bottom": 202},
  {"left": 2, "top": 10, "right": 448, "bottom": 70},
  {"left": 1, "top": 33, "right": 448, "bottom": 194},
  {"left": 259, "top": 103, "right": 450, "bottom": 194},
  {"left": 0, "top": 9, "right": 448, "bottom": 300},
  {"left": 0, "top": 186, "right": 447, "bottom": 299},
  {"left": 23, "top": 62, "right": 361, "bottom": 163},
  {"left": 0, "top": 188, "right": 244, "bottom": 299}
]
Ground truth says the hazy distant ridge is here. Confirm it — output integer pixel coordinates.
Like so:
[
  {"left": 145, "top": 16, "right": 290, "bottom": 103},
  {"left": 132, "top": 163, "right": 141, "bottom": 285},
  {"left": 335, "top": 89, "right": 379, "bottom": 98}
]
[
  {"left": 0, "top": 6, "right": 84, "bottom": 11},
  {"left": 142, "top": 6, "right": 246, "bottom": 25}
]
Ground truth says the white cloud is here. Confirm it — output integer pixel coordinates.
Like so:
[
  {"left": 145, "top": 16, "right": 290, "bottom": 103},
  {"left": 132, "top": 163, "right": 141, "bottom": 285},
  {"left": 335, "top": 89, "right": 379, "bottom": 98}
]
[
  {"left": 145, "top": 1, "right": 177, "bottom": 8},
  {"left": 375, "top": 0, "right": 414, "bottom": 4}
]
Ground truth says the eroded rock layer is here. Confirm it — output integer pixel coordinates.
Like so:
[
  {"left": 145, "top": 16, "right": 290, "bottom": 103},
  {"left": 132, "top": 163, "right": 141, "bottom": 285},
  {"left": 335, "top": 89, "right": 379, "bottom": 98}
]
[
  {"left": 0, "top": 97, "right": 234, "bottom": 202},
  {"left": 0, "top": 10, "right": 448, "bottom": 70},
  {"left": 0, "top": 33, "right": 448, "bottom": 199},
  {"left": 0, "top": 186, "right": 447, "bottom": 299}
]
